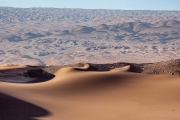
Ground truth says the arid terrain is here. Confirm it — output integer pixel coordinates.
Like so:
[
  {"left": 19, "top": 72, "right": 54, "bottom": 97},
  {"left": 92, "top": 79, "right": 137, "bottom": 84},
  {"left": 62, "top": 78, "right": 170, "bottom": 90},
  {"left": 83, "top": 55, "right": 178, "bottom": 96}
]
[
  {"left": 0, "top": 7, "right": 180, "bottom": 120},
  {"left": 0, "top": 7, "right": 180, "bottom": 65}
]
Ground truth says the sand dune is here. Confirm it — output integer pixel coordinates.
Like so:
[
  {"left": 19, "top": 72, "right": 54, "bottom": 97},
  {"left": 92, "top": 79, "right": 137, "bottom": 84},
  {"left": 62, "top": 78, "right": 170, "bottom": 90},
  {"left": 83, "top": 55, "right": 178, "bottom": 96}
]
[{"left": 0, "top": 63, "right": 180, "bottom": 120}]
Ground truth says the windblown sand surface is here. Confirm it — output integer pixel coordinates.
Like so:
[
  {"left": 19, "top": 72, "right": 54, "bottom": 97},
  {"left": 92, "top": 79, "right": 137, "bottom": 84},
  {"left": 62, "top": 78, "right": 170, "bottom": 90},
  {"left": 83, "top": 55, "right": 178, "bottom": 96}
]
[{"left": 0, "top": 61, "right": 180, "bottom": 120}]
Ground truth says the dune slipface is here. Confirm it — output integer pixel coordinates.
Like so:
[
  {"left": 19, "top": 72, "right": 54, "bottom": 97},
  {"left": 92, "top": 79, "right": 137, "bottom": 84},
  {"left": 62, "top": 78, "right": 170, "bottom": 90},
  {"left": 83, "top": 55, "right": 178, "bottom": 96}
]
[{"left": 0, "top": 64, "right": 180, "bottom": 120}]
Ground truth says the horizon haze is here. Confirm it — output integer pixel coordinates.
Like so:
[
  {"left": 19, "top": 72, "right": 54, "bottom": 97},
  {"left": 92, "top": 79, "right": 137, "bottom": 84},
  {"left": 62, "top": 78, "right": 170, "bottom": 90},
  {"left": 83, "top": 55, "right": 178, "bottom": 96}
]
[{"left": 1, "top": 0, "right": 180, "bottom": 10}]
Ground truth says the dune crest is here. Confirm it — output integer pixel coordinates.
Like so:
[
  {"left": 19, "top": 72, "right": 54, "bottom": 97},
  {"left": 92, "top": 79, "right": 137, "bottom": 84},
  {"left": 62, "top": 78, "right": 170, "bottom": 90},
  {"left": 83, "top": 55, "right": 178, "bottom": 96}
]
[
  {"left": 110, "top": 65, "right": 131, "bottom": 72},
  {"left": 0, "top": 65, "right": 26, "bottom": 70}
]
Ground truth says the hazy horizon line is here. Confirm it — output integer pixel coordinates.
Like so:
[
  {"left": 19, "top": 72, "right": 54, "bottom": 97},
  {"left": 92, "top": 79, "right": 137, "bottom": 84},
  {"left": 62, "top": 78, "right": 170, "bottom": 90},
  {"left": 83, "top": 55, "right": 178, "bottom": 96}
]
[{"left": 1, "top": 6, "right": 180, "bottom": 11}]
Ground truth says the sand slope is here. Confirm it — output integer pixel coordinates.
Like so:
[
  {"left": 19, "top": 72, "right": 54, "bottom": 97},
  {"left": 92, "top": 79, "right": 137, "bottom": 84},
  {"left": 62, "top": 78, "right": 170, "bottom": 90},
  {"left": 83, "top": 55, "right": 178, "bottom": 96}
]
[{"left": 0, "top": 65, "right": 180, "bottom": 120}]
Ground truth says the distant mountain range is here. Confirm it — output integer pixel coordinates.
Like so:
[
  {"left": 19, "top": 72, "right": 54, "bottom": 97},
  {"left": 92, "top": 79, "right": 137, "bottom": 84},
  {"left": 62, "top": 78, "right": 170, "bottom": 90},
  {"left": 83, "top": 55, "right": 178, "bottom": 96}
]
[
  {"left": 0, "top": 7, "right": 180, "bottom": 65},
  {"left": 0, "top": 7, "right": 180, "bottom": 24}
]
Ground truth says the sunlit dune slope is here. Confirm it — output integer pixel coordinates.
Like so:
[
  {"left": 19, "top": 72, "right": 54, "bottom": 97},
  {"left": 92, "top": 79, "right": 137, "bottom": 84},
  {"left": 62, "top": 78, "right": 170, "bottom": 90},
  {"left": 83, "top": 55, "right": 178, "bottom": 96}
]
[{"left": 0, "top": 64, "right": 180, "bottom": 120}]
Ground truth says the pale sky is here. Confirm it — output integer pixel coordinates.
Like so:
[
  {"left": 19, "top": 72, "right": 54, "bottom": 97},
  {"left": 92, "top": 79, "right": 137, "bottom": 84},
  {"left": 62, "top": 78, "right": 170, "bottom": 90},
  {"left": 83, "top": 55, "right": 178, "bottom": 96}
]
[{"left": 1, "top": 0, "right": 180, "bottom": 10}]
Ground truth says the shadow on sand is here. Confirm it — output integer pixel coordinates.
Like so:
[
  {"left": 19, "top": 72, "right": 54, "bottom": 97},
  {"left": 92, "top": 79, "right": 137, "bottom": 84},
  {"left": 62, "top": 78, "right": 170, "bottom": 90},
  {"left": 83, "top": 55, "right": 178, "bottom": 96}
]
[{"left": 0, "top": 93, "right": 50, "bottom": 120}]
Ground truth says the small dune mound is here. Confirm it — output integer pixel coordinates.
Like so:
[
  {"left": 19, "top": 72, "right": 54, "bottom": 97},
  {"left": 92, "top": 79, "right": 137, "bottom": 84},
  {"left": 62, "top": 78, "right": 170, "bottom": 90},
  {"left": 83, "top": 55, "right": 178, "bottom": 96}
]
[
  {"left": 75, "top": 63, "right": 99, "bottom": 71},
  {"left": 110, "top": 65, "right": 130, "bottom": 72},
  {"left": 41, "top": 63, "right": 84, "bottom": 74}
]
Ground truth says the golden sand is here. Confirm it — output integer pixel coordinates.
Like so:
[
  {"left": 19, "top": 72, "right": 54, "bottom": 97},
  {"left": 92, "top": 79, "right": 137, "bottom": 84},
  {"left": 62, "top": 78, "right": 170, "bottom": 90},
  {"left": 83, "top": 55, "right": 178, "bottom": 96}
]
[{"left": 0, "top": 64, "right": 180, "bottom": 120}]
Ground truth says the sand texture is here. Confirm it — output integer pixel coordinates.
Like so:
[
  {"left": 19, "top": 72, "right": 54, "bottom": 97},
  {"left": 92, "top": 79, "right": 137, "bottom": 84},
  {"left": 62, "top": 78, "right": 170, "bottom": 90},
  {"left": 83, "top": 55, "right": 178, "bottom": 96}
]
[{"left": 0, "top": 60, "right": 180, "bottom": 120}]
